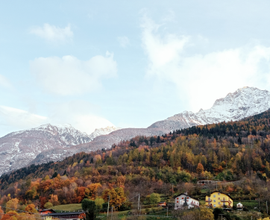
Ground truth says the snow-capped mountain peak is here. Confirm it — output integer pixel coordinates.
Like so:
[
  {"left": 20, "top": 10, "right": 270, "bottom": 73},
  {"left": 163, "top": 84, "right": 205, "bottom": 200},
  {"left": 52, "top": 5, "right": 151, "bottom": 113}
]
[
  {"left": 0, "top": 123, "right": 120, "bottom": 176},
  {"left": 149, "top": 86, "right": 270, "bottom": 131}
]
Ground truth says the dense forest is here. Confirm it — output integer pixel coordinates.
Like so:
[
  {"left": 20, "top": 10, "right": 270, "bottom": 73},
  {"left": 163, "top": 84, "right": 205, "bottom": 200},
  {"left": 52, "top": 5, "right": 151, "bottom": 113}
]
[{"left": 1, "top": 110, "right": 270, "bottom": 217}]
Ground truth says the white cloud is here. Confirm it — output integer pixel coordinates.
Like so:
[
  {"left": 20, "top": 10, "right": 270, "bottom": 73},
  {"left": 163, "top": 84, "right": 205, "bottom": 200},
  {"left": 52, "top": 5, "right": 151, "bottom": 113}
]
[
  {"left": 0, "top": 105, "right": 48, "bottom": 137},
  {"left": 46, "top": 101, "right": 114, "bottom": 134},
  {"left": 117, "top": 36, "right": 130, "bottom": 48},
  {"left": 30, "top": 52, "right": 117, "bottom": 95},
  {"left": 30, "top": 23, "right": 73, "bottom": 42},
  {"left": 0, "top": 75, "right": 12, "bottom": 89},
  {"left": 141, "top": 16, "right": 270, "bottom": 112},
  {"left": 0, "top": 102, "right": 114, "bottom": 137}
]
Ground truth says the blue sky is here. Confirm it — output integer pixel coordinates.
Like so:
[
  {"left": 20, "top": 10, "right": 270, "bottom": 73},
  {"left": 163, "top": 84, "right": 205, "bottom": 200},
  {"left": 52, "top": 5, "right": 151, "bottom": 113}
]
[{"left": 1, "top": 0, "right": 270, "bottom": 136}]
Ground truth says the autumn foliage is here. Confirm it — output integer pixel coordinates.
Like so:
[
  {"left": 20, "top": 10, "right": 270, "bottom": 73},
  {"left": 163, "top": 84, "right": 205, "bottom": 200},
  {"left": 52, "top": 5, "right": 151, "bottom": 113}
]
[{"left": 1, "top": 110, "right": 270, "bottom": 213}]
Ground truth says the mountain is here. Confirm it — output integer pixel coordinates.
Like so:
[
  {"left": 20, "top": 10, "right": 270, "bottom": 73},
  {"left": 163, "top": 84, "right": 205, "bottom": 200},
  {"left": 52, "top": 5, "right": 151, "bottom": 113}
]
[
  {"left": 31, "top": 127, "right": 166, "bottom": 165},
  {"left": 1, "top": 86, "right": 270, "bottom": 176},
  {"left": 149, "top": 86, "right": 270, "bottom": 131},
  {"left": 2, "top": 108, "right": 270, "bottom": 209},
  {"left": 0, "top": 124, "right": 116, "bottom": 175},
  {"left": 31, "top": 87, "right": 270, "bottom": 166}
]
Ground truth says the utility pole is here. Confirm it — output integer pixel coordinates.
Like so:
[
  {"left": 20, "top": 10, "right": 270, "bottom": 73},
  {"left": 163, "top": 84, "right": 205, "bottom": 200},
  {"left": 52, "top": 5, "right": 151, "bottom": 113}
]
[
  {"left": 138, "top": 193, "right": 140, "bottom": 215},
  {"left": 111, "top": 206, "right": 113, "bottom": 220},
  {"left": 266, "top": 201, "right": 268, "bottom": 215},
  {"left": 107, "top": 195, "right": 110, "bottom": 217},
  {"left": 167, "top": 206, "right": 168, "bottom": 217}
]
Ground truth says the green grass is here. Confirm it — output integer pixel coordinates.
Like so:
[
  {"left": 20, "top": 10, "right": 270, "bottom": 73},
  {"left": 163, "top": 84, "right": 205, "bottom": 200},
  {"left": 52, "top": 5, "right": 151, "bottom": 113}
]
[
  {"left": 233, "top": 200, "right": 258, "bottom": 210},
  {"left": 200, "top": 189, "right": 208, "bottom": 194},
  {"left": 52, "top": 203, "right": 82, "bottom": 212},
  {"left": 199, "top": 200, "right": 206, "bottom": 206}
]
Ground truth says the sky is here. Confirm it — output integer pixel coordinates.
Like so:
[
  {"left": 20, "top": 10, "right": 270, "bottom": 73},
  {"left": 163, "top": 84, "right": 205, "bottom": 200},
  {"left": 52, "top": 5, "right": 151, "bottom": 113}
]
[{"left": 1, "top": 1, "right": 270, "bottom": 137}]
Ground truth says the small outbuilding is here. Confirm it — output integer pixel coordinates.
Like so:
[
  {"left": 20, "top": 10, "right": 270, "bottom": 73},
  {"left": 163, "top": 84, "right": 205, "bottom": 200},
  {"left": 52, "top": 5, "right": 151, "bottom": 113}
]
[{"left": 237, "top": 202, "right": 243, "bottom": 210}]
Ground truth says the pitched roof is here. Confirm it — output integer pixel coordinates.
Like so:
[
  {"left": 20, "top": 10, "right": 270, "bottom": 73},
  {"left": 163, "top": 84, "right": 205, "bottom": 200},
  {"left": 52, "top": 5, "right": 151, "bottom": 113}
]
[
  {"left": 43, "top": 211, "right": 85, "bottom": 217},
  {"left": 173, "top": 193, "right": 199, "bottom": 202},
  {"left": 209, "top": 191, "right": 233, "bottom": 200}
]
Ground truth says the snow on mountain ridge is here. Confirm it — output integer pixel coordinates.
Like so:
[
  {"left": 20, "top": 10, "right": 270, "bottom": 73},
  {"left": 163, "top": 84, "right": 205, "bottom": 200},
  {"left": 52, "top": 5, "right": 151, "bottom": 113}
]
[
  {"left": 5, "top": 123, "right": 92, "bottom": 146},
  {"left": 0, "top": 123, "right": 119, "bottom": 175},
  {"left": 2, "top": 86, "right": 270, "bottom": 177},
  {"left": 149, "top": 86, "right": 270, "bottom": 131}
]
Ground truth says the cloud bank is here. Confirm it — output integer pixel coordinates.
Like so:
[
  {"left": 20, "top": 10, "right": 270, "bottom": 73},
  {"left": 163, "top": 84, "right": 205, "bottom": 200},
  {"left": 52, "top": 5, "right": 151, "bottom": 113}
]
[
  {"left": 141, "top": 16, "right": 270, "bottom": 112},
  {"left": 46, "top": 101, "right": 114, "bottom": 134},
  {"left": 30, "top": 52, "right": 117, "bottom": 95},
  {"left": 0, "top": 105, "right": 48, "bottom": 137},
  {"left": 0, "top": 102, "right": 115, "bottom": 137},
  {"left": 30, "top": 23, "right": 73, "bottom": 42}
]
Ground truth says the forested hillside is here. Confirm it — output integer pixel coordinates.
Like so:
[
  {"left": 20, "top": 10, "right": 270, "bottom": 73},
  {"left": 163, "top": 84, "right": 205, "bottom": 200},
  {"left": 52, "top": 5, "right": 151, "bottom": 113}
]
[{"left": 1, "top": 109, "right": 270, "bottom": 212}]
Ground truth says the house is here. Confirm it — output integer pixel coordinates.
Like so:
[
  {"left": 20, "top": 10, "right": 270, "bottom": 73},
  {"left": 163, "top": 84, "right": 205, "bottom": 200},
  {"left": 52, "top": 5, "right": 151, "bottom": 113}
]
[
  {"left": 41, "top": 211, "right": 86, "bottom": 220},
  {"left": 205, "top": 191, "right": 233, "bottom": 209},
  {"left": 174, "top": 193, "right": 199, "bottom": 210},
  {"left": 197, "top": 180, "right": 220, "bottom": 185},
  {"left": 237, "top": 202, "right": 243, "bottom": 209}
]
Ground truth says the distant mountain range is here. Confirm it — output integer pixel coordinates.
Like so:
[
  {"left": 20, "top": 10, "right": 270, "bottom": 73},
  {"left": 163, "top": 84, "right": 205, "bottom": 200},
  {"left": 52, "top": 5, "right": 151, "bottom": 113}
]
[
  {"left": 0, "top": 124, "right": 118, "bottom": 175},
  {"left": 0, "top": 86, "right": 270, "bottom": 176}
]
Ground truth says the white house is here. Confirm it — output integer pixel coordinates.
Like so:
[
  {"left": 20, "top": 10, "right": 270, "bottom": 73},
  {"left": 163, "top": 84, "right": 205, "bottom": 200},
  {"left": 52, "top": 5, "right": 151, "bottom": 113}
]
[
  {"left": 174, "top": 193, "right": 199, "bottom": 210},
  {"left": 237, "top": 202, "right": 243, "bottom": 209}
]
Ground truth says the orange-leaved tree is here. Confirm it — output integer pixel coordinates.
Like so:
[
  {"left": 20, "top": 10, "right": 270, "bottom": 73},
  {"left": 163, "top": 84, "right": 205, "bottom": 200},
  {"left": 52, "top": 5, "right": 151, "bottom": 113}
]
[
  {"left": 0, "top": 206, "right": 3, "bottom": 219},
  {"left": 25, "top": 204, "right": 38, "bottom": 213},
  {"left": 49, "top": 194, "right": 60, "bottom": 206},
  {"left": 1, "top": 211, "right": 18, "bottom": 220},
  {"left": 102, "top": 187, "right": 126, "bottom": 208},
  {"left": 86, "top": 183, "right": 102, "bottom": 200},
  {"left": 196, "top": 163, "right": 204, "bottom": 174},
  {"left": 75, "top": 187, "right": 86, "bottom": 203}
]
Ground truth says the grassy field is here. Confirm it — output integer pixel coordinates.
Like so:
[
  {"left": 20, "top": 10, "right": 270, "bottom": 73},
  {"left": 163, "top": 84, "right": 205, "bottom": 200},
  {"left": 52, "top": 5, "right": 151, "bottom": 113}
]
[
  {"left": 52, "top": 203, "right": 82, "bottom": 212},
  {"left": 233, "top": 200, "right": 259, "bottom": 210}
]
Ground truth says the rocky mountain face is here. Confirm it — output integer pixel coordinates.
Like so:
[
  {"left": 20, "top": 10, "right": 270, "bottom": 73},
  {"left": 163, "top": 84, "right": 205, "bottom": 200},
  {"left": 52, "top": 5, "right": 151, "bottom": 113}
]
[
  {"left": 149, "top": 87, "right": 270, "bottom": 131},
  {"left": 1, "top": 86, "right": 270, "bottom": 176},
  {"left": 30, "top": 87, "right": 270, "bottom": 165},
  {"left": 31, "top": 127, "right": 166, "bottom": 165},
  {"left": 0, "top": 124, "right": 116, "bottom": 175}
]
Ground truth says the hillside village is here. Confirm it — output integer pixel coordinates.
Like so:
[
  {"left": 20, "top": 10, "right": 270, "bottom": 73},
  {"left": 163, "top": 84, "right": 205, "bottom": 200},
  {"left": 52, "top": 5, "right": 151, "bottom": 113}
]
[
  {"left": 1, "top": 110, "right": 270, "bottom": 219},
  {"left": 2, "top": 0, "right": 270, "bottom": 219}
]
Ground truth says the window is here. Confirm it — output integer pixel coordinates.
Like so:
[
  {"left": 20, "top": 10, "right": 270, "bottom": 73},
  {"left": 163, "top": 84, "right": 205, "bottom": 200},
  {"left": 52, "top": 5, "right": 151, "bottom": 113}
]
[
  {"left": 218, "top": 202, "right": 220, "bottom": 205},
  {"left": 214, "top": 204, "right": 216, "bottom": 207},
  {"left": 214, "top": 200, "right": 216, "bottom": 202},
  {"left": 218, "top": 193, "right": 220, "bottom": 195},
  {"left": 214, "top": 195, "right": 216, "bottom": 198}
]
